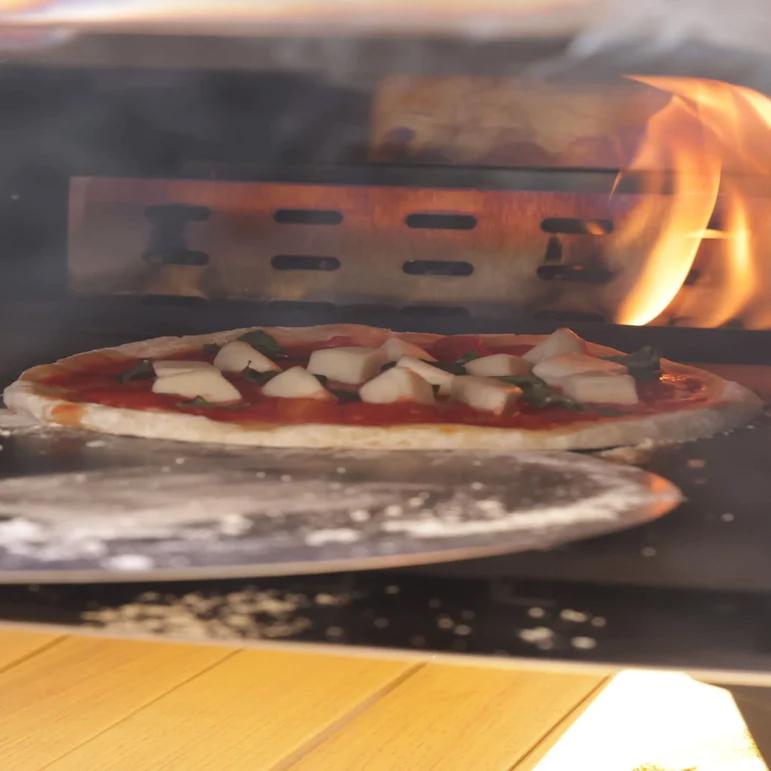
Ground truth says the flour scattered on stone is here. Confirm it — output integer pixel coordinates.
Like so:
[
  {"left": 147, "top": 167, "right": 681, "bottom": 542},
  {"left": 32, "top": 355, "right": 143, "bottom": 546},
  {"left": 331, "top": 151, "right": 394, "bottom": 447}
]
[
  {"left": 560, "top": 608, "right": 590, "bottom": 623},
  {"left": 0, "top": 517, "right": 43, "bottom": 547},
  {"left": 220, "top": 513, "right": 251, "bottom": 536},
  {"left": 349, "top": 508, "right": 371, "bottom": 523},
  {"left": 102, "top": 553, "right": 154, "bottom": 571},
  {"left": 571, "top": 635, "right": 597, "bottom": 650},
  {"left": 518, "top": 626, "right": 554, "bottom": 645},
  {"left": 314, "top": 592, "right": 345, "bottom": 606},
  {"left": 81, "top": 587, "right": 335, "bottom": 640},
  {"left": 305, "top": 528, "right": 359, "bottom": 546}
]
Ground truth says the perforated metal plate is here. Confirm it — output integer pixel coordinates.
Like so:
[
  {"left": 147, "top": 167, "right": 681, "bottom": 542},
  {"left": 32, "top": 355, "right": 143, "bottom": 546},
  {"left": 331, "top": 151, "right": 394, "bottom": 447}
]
[{"left": 67, "top": 176, "right": 653, "bottom": 322}]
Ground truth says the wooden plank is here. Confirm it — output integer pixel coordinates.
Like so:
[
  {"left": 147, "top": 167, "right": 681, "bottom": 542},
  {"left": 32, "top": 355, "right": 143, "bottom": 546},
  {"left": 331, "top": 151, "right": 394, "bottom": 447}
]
[
  {"left": 48, "top": 649, "right": 419, "bottom": 771},
  {"left": 0, "top": 627, "right": 62, "bottom": 671},
  {"left": 0, "top": 635, "right": 232, "bottom": 768},
  {"left": 514, "top": 677, "right": 608, "bottom": 770},
  {"left": 288, "top": 663, "right": 604, "bottom": 771}
]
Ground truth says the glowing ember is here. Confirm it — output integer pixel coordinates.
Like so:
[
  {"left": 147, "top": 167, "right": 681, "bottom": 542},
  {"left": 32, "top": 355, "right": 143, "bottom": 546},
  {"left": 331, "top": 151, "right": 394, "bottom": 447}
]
[{"left": 613, "top": 76, "right": 771, "bottom": 328}]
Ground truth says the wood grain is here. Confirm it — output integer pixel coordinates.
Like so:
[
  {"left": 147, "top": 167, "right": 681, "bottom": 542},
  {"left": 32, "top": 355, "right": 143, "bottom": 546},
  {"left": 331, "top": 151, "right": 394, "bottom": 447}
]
[
  {"left": 0, "top": 635, "right": 232, "bottom": 768},
  {"left": 288, "top": 662, "right": 604, "bottom": 771},
  {"left": 48, "top": 649, "right": 418, "bottom": 771},
  {"left": 513, "top": 676, "right": 608, "bottom": 770},
  {"left": 0, "top": 631, "right": 609, "bottom": 770},
  {"left": 0, "top": 627, "right": 62, "bottom": 671}
]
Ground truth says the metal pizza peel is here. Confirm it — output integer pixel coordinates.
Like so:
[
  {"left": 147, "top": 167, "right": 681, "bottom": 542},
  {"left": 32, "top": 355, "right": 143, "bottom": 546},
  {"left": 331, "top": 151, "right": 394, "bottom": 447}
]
[{"left": 0, "top": 409, "right": 681, "bottom": 582}]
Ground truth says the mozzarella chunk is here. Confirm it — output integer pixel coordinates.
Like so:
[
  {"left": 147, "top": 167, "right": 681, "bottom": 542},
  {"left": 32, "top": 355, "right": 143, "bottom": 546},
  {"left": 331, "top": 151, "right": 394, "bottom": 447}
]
[
  {"left": 380, "top": 337, "right": 436, "bottom": 362},
  {"left": 152, "top": 369, "right": 241, "bottom": 403},
  {"left": 561, "top": 372, "right": 639, "bottom": 405},
  {"left": 465, "top": 353, "right": 531, "bottom": 377},
  {"left": 359, "top": 367, "right": 435, "bottom": 405},
  {"left": 152, "top": 360, "right": 215, "bottom": 377},
  {"left": 451, "top": 376, "right": 523, "bottom": 415},
  {"left": 262, "top": 366, "right": 330, "bottom": 400},
  {"left": 533, "top": 353, "right": 626, "bottom": 387},
  {"left": 523, "top": 328, "right": 586, "bottom": 364},
  {"left": 308, "top": 346, "right": 387, "bottom": 385},
  {"left": 213, "top": 340, "right": 279, "bottom": 374},
  {"left": 396, "top": 356, "right": 455, "bottom": 396}
]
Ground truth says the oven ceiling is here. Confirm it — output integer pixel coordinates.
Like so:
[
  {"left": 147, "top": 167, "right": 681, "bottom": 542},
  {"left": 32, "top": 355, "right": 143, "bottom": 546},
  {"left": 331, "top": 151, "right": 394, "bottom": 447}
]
[
  {"left": 0, "top": 0, "right": 604, "bottom": 39},
  {"left": 1, "top": 0, "right": 771, "bottom": 93}
]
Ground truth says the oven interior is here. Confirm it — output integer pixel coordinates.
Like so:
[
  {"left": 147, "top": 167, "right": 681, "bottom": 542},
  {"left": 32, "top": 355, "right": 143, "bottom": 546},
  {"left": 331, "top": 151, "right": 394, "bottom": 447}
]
[
  {"left": 5, "top": 33, "right": 771, "bottom": 382},
  {"left": 2, "top": 24, "right": 771, "bottom": 668}
]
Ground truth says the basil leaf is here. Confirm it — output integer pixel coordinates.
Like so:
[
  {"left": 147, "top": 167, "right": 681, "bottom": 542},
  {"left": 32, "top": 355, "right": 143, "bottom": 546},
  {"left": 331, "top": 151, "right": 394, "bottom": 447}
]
[
  {"left": 435, "top": 353, "right": 479, "bottom": 375},
  {"left": 312, "top": 374, "right": 359, "bottom": 400},
  {"left": 603, "top": 346, "right": 661, "bottom": 380},
  {"left": 330, "top": 388, "right": 360, "bottom": 403},
  {"left": 176, "top": 396, "right": 213, "bottom": 409},
  {"left": 237, "top": 330, "right": 284, "bottom": 357},
  {"left": 117, "top": 359, "right": 154, "bottom": 383},
  {"left": 499, "top": 374, "right": 584, "bottom": 411},
  {"left": 176, "top": 396, "right": 242, "bottom": 410},
  {"left": 240, "top": 368, "right": 277, "bottom": 386},
  {"left": 528, "top": 390, "right": 584, "bottom": 411},
  {"left": 499, "top": 375, "right": 545, "bottom": 389},
  {"left": 434, "top": 361, "right": 464, "bottom": 375}
]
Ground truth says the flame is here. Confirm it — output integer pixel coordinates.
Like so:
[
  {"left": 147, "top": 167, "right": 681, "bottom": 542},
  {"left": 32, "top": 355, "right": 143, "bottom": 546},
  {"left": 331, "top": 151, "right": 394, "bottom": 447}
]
[
  {"left": 693, "top": 182, "right": 755, "bottom": 327},
  {"left": 612, "top": 92, "right": 720, "bottom": 325},
  {"left": 612, "top": 76, "right": 771, "bottom": 327}
]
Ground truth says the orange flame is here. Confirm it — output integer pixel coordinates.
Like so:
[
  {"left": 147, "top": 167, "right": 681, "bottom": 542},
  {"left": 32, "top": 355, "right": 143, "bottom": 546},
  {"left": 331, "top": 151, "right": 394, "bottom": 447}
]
[{"left": 613, "top": 76, "right": 771, "bottom": 328}]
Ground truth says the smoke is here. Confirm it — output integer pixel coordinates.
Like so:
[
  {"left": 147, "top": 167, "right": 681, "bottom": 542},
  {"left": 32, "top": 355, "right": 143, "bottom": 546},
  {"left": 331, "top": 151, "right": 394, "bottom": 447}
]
[
  {"left": 531, "top": 0, "right": 771, "bottom": 94},
  {"left": 4, "top": 1, "right": 771, "bottom": 93},
  {"left": 570, "top": 0, "right": 771, "bottom": 60}
]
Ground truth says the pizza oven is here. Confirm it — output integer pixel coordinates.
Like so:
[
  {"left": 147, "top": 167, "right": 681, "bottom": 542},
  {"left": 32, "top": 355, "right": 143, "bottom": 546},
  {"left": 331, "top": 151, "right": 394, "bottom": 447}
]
[
  {"left": 2, "top": 2, "right": 771, "bottom": 385},
  {"left": 3, "top": 0, "right": 771, "bottom": 699}
]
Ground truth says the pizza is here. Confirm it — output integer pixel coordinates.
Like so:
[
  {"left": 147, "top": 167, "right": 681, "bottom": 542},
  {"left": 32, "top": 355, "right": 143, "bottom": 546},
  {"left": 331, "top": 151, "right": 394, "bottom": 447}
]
[{"left": 3, "top": 324, "right": 761, "bottom": 451}]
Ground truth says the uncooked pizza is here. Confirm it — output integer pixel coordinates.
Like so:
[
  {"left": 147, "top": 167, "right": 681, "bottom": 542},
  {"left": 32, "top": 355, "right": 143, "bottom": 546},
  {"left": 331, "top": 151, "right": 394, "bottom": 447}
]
[{"left": 4, "top": 325, "right": 761, "bottom": 450}]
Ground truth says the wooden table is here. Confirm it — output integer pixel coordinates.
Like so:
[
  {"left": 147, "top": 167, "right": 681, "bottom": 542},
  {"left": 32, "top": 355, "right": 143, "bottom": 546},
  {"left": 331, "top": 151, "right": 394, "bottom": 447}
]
[
  {"left": 0, "top": 627, "right": 605, "bottom": 769},
  {"left": 2, "top": 627, "right": 768, "bottom": 770}
]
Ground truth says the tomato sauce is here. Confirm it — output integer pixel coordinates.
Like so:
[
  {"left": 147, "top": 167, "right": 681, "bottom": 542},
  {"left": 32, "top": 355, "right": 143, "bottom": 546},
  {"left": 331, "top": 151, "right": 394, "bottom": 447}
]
[{"left": 39, "top": 336, "right": 710, "bottom": 430}]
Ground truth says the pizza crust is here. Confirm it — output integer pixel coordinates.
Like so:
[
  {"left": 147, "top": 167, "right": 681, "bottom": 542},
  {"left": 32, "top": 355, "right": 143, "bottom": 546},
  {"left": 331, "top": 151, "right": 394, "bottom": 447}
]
[{"left": 4, "top": 325, "right": 763, "bottom": 451}]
